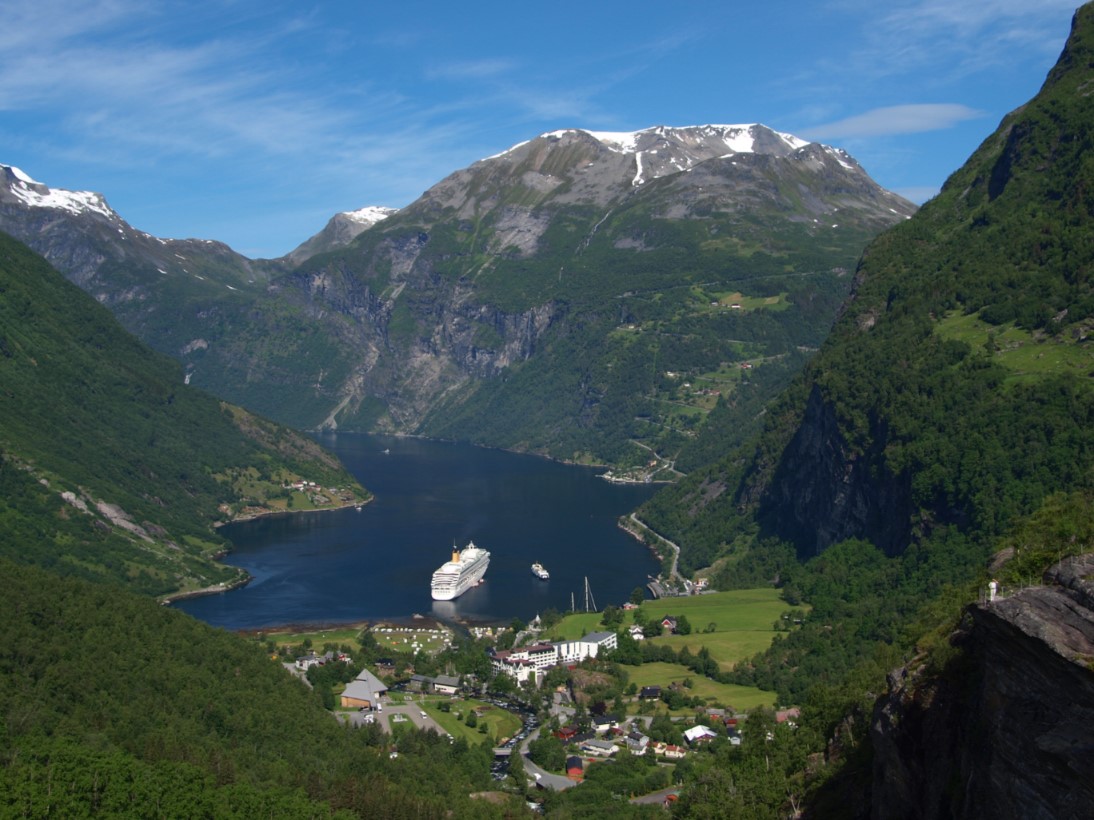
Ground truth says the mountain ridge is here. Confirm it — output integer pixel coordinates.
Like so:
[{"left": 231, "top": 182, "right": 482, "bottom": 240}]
[
  {"left": 0, "top": 122, "right": 906, "bottom": 275},
  {"left": 0, "top": 124, "right": 915, "bottom": 466},
  {"left": 0, "top": 230, "right": 368, "bottom": 597}
]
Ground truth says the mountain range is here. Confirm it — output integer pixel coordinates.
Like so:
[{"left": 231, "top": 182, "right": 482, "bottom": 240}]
[{"left": 0, "top": 123, "right": 914, "bottom": 467}]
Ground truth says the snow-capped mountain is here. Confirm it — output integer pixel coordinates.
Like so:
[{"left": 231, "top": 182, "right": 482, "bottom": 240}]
[
  {"left": 285, "top": 205, "right": 398, "bottom": 265},
  {"left": 497, "top": 123, "right": 835, "bottom": 187},
  {"left": 413, "top": 123, "right": 912, "bottom": 261},
  {"left": 0, "top": 163, "right": 269, "bottom": 293},
  {"left": 2, "top": 165, "right": 120, "bottom": 221},
  {"left": 0, "top": 123, "right": 916, "bottom": 465},
  {"left": 278, "top": 123, "right": 916, "bottom": 449}
]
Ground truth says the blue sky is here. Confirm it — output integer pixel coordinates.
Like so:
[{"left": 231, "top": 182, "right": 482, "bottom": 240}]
[{"left": 0, "top": 0, "right": 1080, "bottom": 258}]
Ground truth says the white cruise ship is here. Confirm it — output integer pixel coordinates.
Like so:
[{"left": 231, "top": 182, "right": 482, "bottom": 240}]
[{"left": 430, "top": 541, "right": 490, "bottom": 601}]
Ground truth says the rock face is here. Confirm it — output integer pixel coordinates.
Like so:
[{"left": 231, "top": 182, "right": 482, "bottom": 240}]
[
  {"left": 759, "top": 384, "right": 914, "bottom": 557},
  {"left": 281, "top": 124, "right": 913, "bottom": 457},
  {"left": 870, "top": 554, "right": 1094, "bottom": 819}
]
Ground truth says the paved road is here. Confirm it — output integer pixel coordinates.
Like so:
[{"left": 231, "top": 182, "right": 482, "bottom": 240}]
[
  {"left": 631, "top": 787, "right": 679, "bottom": 806},
  {"left": 517, "top": 726, "right": 576, "bottom": 791},
  {"left": 629, "top": 514, "right": 683, "bottom": 586}
]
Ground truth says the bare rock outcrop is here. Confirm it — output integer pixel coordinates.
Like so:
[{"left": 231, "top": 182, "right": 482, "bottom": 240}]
[{"left": 870, "top": 555, "right": 1094, "bottom": 819}]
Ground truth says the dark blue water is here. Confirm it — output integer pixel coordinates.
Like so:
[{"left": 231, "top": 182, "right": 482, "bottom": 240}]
[{"left": 176, "top": 434, "right": 660, "bottom": 629}]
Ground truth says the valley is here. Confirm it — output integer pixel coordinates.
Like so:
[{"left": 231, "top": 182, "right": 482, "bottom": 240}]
[{"left": 2, "top": 3, "right": 1094, "bottom": 817}]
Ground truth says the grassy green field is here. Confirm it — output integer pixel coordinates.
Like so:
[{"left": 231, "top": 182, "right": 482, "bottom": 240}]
[
  {"left": 626, "top": 662, "right": 775, "bottom": 712},
  {"left": 546, "top": 612, "right": 610, "bottom": 641},
  {"left": 545, "top": 588, "right": 795, "bottom": 706},
  {"left": 263, "top": 625, "right": 365, "bottom": 650},
  {"left": 649, "top": 631, "right": 782, "bottom": 672},
  {"left": 547, "top": 589, "right": 792, "bottom": 656},
  {"left": 645, "top": 588, "right": 795, "bottom": 669},
  {"left": 643, "top": 588, "right": 789, "bottom": 631},
  {"left": 935, "top": 310, "right": 1094, "bottom": 381},
  {"left": 260, "top": 622, "right": 452, "bottom": 656},
  {"left": 703, "top": 290, "right": 791, "bottom": 312},
  {"left": 422, "top": 697, "right": 523, "bottom": 745}
]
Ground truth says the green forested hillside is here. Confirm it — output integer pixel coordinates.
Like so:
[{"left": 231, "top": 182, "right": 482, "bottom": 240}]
[
  {"left": 0, "top": 559, "right": 510, "bottom": 818},
  {"left": 643, "top": 2, "right": 1094, "bottom": 573},
  {"left": 0, "top": 232, "right": 368, "bottom": 596},
  {"left": 617, "top": 3, "right": 1094, "bottom": 802},
  {"left": 0, "top": 231, "right": 512, "bottom": 817}
]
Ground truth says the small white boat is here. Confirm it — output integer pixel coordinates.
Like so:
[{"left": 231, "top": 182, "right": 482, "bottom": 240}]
[{"left": 531, "top": 562, "right": 550, "bottom": 580}]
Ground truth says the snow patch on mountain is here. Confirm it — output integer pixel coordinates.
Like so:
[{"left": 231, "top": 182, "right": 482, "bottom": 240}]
[
  {"left": 342, "top": 206, "right": 397, "bottom": 226},
  {"left": 10, "top": 165, "right": 37, "bottom": 184},
  {"left": 823, "top": 146, "right": 857, "bottom": 171},
  {"left": 584, "top": 129, "right": 641, "bottom": 153},
  {"left": 490, "top": 124, "right": 830, "bottom": 190},
  {"left": 2, "top": 164, "right": 118, "bottom": 221},
  {"left": 585, "top": 124, "right": 810, "bottom": 155}
]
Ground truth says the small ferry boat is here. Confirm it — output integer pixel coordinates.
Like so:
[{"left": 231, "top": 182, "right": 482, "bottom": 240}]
[{"left": 531, "top": 562, "right": 550, "bottom": 580}]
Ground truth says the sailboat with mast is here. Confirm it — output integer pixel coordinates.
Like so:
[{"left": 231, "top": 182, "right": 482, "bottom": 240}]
[{"left": 570, "top": 577, "right": 598, "bottom": 612}]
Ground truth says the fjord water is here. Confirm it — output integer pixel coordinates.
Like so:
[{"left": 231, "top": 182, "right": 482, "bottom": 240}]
[{"left": 176, "top": 434, "right": 660, "bottom": 629}]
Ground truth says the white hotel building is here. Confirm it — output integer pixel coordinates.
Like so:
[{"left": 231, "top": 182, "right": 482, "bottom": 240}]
[{"left": 490, "top": 631, "right": 618, "bottom": 684}]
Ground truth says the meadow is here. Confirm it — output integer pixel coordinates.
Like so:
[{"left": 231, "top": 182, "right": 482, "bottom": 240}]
[
  {"left": 547, "top": 588, "right": 796, "bottom": 707},
  {"left": 935, "top": 310, "right": 1094, "bottom": 381},
  {"left": 421, "top": 697, "right": 523, "bottom": 745},
  {"left": 259, "top": 622, "right": 452, "bottom": 655},
  {"left": 626, "top": 662, "right": 775, "bottom": 712}
]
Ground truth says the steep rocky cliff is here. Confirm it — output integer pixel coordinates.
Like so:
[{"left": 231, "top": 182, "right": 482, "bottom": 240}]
[
  {"left": 758, "top": 384, "right": 915, "bottom": 557},
  {"left": 870, "top": 554, "right": 1094, "bottom": 819}
]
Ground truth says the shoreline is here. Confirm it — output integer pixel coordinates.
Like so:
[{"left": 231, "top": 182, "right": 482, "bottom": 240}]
[
  {"left": 231, "top": 610, "right": 499, "bottom": 637},
  {"left": 159, "top": 571, "right": 251, "bottom": 605},
  {"left": 214, "top": 495, "right": 372, "bottom": 528},
  {"left": 598, "top": 473, "right": 675, "bottom": 485},
  {"left": 328, "top": 429, "right": 665, "bottom": 477}
]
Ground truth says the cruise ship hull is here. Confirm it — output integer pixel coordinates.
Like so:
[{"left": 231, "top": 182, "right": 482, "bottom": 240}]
[{"left": 430, "top": 542, "right": 490, "bottom": 601}]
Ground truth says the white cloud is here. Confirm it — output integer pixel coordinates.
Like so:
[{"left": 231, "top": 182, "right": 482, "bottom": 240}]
[
  {"left": 845, "top": 0, "right": 1077, "bottom": 80},
  {"left": 0, "top": 2, "right": 437, "bottom": 186},
  {"left": 804, "top": 103, "right": 985, "bottom": 139}
]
